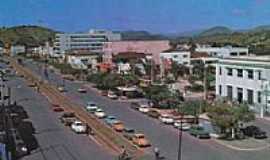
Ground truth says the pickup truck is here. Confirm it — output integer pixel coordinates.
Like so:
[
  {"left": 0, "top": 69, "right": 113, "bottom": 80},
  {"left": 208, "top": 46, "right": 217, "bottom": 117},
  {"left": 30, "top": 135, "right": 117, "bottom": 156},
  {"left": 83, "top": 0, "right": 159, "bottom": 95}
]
[{"left": 60, "top": 112, "right": 77, "bottom": 126}]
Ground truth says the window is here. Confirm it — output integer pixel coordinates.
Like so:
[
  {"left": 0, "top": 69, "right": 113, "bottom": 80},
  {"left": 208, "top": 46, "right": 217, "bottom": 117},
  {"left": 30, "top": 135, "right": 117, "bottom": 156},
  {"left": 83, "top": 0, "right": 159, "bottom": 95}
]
[
  {"left": 237, "top": 88, "right": 243, "bottom": 103},
  {"left": 227, "top": 85, "right": 233, "bottom": 100},
  {"left": 258, "top": 71, "right": 262, "bottom": 80},
  {"left": 240, "top": 52, "right": 247, "bottom": 56},
  {"left": 247, "top": 89, "right": 254, "bottom": 104},
  {"left": 258, "top": 91, "right": 261, "bottom": 103},
  {"left": 227, "top": 68, "right": 233, "bottom": 76},
  {"left": 219, "top": 67, "right": 222, "bottom": 75},
  {"left": 183, "top": 55, "right": 188, "bottom": 58},
  {"left": 173, "top": 55, "right": 178, "bottom": 58},
  {"left": 219, "top": 85, "right": 222, "bottom": 95},
  {"left": 237, "top": 69, "right": 243, "bottom": 77},
  {"left": 230, "top": 52, "right": 238, "bottom": 56},
  {"left": 247, "top": 70, "right": 254, "bottom": 79}
]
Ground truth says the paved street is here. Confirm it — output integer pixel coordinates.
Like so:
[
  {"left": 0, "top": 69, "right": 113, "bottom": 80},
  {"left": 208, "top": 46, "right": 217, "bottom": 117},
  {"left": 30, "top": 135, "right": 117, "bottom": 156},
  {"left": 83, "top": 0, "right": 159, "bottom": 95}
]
[
  {"left": 4, "top": 65, "right": 115, "bottom": 160},
  {"left": 20, "top": 59, "right": 270, "bottom": 160}
]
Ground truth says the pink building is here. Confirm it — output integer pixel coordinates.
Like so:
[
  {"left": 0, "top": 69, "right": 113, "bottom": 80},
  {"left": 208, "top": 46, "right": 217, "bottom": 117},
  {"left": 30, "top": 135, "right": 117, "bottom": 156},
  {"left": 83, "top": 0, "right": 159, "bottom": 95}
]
[{"left": 103, "top": 40, "right": 171, "bottom": 64}]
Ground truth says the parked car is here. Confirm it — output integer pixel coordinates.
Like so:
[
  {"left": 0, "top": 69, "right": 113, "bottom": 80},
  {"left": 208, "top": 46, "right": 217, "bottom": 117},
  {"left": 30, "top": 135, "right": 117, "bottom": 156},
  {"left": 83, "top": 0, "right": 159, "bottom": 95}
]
[
  {"left": 52, "top": 104, "right": 64, "bottom": 112},
  {"left": 189, "top": 126, "right": 210, "bottom": 139},
  {"left": 60, "top": 112, "right": 77, "bottom": 126},
  {"left": 130, "top": 102, "right": 140, "bottom": 110},
  {"left": 241, "top": 125, "right": 267, "bottom": 139},
  {"left": 159, "top": 114, "right": 174, "bottom": 124},
  {"left": 147, "top": 110, "right": 160, "bottom": 119},
  {"left": 71, "top": 120, "right": 87, "bottom": 134},
  {"left": 123, "top": 128, "right": 135, "bottom": 140},
  {"left": 85, "top": 102, "right": 98, "bottom": 113},
  {"left": 104, "top": 116, "right": 118, "bottom": 126},
  {"left": 132, "top": 134, "right": 151, "bottom": 147},
  {"left": 107, "top": 91, "right": 118, "bottom": 99},
  {"left": 173, "top": 121, "right": 191, "bottom": 131},
  {"left": 27, "top": 82, "right": 36, "bottom": 87},
  {"left": 57, "top": 86, "right": 66, "bottom": 92},
  {"left": 112, "top": 121, "right": 125, "bottom": 132},
  {"left": 94, "top": 108, "right": 106, "bottom": 118},
  {"left": 62, "top": 75, "right": 75, "bottom": 81},
  {"left": 78, "top": 87, "right": 87, "bottom": 93},
  {"left": 101, "top": 90, "right": 108, "bottom": 96},
  {"left": 138, "top": 105, "right": 150, "bottom": 113}
]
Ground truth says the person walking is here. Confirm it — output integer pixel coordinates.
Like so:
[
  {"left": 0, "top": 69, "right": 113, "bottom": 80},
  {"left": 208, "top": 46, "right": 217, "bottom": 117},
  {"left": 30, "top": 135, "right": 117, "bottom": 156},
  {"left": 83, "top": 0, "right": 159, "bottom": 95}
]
[{"left": 154, "top": 147, "right": 160, "bottom": 159}]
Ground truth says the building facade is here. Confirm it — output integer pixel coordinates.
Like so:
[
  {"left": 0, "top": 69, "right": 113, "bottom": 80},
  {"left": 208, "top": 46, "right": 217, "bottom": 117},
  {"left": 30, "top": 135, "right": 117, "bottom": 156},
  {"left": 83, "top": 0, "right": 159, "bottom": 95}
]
[
  {"left": 216, "top": 56, "right": 270, "bottom": 117},
  {"left": 196, "top": 46, "right": 248, "bottom": 58},
  {"left": 160, "top": 50, "right": 191, "bottom": 66},
  {"left": 103, "top": 40, "right": 171, "bottom": 64},
  {"left": 54, "top": 29, "right": 121, "bottom": 55}
]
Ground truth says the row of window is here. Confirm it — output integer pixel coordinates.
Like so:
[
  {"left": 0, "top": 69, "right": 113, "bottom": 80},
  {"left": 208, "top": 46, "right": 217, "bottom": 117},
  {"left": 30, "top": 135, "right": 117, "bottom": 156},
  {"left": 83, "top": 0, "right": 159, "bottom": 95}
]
[
  {"left": 219, "top": 85, "right": 261, "bottom": 104},
  {"left": 219, "top": 67, "right": 262, "bottom": 80}
]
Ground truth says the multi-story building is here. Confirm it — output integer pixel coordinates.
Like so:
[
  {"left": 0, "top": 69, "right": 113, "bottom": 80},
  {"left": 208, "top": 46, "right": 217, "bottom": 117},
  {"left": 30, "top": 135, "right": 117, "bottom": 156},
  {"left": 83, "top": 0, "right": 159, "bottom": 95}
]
[
  {"left": 160, "top": 50, "right": 191, "bottom": 66},
  {"left": 103, "top": 40, "right": 171, "bottom": 64},
  {"left": 216, "top": 56, "right": 270, "bottom": 117},
  {"left": 54, "top": 29, "right": 121, "bottom": 55},
  {"left": 195, "top": 46, "right": 248, "bottom": 58}
]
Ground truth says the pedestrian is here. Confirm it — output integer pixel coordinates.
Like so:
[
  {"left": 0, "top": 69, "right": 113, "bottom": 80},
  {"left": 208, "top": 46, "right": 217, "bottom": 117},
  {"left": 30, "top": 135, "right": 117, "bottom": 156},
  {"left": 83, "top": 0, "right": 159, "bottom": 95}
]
[{"left": 154, "top": 147, "right": 160, "bottom": 159}]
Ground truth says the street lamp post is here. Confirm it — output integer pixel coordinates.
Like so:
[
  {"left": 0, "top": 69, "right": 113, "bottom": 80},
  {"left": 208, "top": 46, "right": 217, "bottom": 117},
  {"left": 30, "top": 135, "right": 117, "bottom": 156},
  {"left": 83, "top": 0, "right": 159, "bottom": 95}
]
[{"left": 177, "top": 104, "right": 183, "bottom": 160}]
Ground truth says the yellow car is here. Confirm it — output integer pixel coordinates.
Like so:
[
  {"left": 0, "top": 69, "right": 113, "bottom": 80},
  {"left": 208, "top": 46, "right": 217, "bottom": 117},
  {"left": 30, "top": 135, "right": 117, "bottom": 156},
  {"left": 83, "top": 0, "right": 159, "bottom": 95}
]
[
  {"left": 132, "top": 134, "right": 151, "bottom": 147},
  {"left": 112, "top": 121, "right": 125, "bottom": 132}
]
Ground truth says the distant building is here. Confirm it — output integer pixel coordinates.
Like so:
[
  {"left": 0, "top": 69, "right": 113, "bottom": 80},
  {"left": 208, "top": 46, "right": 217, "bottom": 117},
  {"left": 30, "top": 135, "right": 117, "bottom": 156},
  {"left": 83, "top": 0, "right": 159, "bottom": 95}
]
[
  {"left": 54, "top": 29, "right": 121, "bottom": 56},
  {"left": 0, "top": 43, "right": 3, "bottom": 55},
  {"left": 216, "top": 56, "right": 270, "bottom": 117},
  {"left": 10, "top": 45, "right": 26, "bottom": 56},
  {"left": 103, "top": 40, "right": 171, "bottom": 64},
  {"left": 65, "top": 50, "right": 98, "bottom": 70},
  {"left": 195, "top": 46, "right": 249, "bottom": 58},
  {"left": 160, "top": 50, "right": 191, "bottom": 66}
]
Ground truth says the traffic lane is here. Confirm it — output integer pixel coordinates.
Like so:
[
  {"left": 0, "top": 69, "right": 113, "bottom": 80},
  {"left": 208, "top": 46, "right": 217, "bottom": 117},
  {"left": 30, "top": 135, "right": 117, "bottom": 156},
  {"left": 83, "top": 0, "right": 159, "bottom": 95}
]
[
  {"left": 63, "top": 83, "right": 240, "bottom": 160},
  {"left": 7, "top": 77, "right": 114, "bottom": 160},
  {"left": 22, "top": 60, "right": 270, "bottom": 160}
]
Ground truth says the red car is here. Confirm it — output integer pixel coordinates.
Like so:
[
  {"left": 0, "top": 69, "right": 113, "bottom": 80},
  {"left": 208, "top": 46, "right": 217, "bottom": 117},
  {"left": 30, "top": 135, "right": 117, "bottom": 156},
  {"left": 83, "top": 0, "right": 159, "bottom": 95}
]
[{"left": 52, "top": 104, "right": 64, "bottom": 112}]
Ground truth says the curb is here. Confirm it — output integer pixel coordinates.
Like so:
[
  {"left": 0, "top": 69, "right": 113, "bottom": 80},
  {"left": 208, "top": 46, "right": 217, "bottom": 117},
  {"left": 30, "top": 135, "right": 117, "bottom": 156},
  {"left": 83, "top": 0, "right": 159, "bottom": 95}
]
[{"left": 214, "top": 139, "right": 270, "bottom": 151}]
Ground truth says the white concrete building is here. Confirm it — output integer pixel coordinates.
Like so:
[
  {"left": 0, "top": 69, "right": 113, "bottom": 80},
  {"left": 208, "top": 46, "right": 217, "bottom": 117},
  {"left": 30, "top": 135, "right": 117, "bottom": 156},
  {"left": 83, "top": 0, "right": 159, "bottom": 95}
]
[
  {"left": 65, "top": 53, "right": 98, "bottom": 70},
  {"left": 160, "top": 50, "right": 191, "bottom": 65},
  {"left": 216, "top": 56, "right": 270, "bottom": 117},
  {"left": 195, "top": 46, "right": 248, "bottom": 58},
  {"left": 10, "top": 45, "right": 26, "bottom": 56},
  {"left": 54, "top": 29, "right": 121, "bottom": 56}
]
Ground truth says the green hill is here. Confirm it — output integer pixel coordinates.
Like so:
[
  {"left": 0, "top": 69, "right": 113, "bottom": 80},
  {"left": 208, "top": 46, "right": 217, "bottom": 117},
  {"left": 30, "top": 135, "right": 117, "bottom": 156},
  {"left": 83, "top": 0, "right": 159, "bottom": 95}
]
[
  {"left": 0, "top": 25, "right": 56, "bottom": 46},
  {"left": 198, "top": 26, "right": 232, "bottom": 37}
]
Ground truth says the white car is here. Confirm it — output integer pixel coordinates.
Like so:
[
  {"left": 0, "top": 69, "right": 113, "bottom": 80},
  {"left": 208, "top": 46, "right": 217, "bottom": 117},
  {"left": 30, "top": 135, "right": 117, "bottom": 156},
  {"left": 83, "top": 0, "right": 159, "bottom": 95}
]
[
  {"left": 78, "top": 88, "right": 87, "bottom": 93},
  {"left": 71, "top": 120, "right": 87, "bottom": 134},
  {"left": 173, "top": 121, "right": 191, "bottom": 130},
  {"left": 107, "top": 91, "right": 118, "bottom": 99},
  {"left": 138, "top": 105, "right": 150, "bottom": 113},
  {"left": 58, "top": 86, "right": 65, "bottom": 92},
  {"left": 159, "top": 114, "right": 174, "bottom": 124},
  {"left": 85, "top": 102, "right": 98, "bottom": 112},
  {"left": 94, "top": 108, "right": 106, "bottom": 118}
]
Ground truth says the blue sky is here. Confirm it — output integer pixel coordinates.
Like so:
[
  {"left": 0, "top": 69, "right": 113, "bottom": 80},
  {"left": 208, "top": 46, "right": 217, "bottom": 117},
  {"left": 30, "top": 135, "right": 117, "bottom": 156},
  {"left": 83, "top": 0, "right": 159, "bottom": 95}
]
[{"left": 0, "top": 0, "right": 270, "bottom": 33}]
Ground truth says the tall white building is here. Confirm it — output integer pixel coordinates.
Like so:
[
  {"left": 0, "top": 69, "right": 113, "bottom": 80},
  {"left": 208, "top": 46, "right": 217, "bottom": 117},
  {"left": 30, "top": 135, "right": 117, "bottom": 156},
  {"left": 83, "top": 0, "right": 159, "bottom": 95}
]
[
  {"left": 54, "top": 29, "right": 121, "bottom": 55},
  {"left": 216, "top": 56, "right": 270, "bottom": 117},
  {"left": 196, "top": 46, "right": 248, "bottom": 58}
]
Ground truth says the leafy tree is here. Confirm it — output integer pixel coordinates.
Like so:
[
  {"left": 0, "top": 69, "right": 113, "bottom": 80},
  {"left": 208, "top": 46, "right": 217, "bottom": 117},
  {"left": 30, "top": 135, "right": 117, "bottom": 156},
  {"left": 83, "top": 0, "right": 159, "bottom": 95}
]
[
  {"left": 207, "top": 102, "right": 255, "bottom": 139},
  {"left": 171, "top": 61, "right": 189, "bottom": 80}
]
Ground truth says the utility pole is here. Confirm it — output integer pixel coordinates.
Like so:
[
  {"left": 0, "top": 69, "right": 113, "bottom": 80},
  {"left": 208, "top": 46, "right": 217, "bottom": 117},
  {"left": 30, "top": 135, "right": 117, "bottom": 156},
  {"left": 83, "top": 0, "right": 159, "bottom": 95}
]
[
  {"left": 177, "top": 104, "right": 183, "bottom": 160},
  {"left": 203, "top": 64, "right": 207, "bottom": 100}
]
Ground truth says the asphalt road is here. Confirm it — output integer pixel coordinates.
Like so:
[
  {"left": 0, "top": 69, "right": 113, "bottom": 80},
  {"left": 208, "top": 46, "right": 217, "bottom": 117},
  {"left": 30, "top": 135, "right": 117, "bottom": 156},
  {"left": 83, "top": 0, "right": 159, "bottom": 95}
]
[
  {"left": 20, "top": 59, "right": 270, "bottom": 160},
  {"left": 3, "top": 63, "right": 115, "bottom": 160}
]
